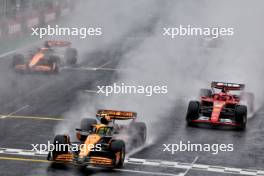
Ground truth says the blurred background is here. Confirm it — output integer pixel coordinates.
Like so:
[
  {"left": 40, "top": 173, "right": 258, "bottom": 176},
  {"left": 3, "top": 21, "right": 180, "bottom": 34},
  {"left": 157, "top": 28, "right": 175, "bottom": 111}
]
[
  {"left": 0, "top": 0, "right": 62, "bottom": 18},
  {"left": 0, "top": 0, "right": 77, "bottom": 40}
]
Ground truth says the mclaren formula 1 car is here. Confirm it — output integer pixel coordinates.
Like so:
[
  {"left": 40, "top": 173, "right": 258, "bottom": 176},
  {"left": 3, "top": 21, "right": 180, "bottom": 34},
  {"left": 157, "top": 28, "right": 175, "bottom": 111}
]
[
  {"left": 12, "top": 41, "right": 77, "bottom": 73},
  {"left": 186, "top": 82, "right": 254, "bottom": 130},
  {"left": 47, "top": 110, "right": 147, "bottom": 168}
]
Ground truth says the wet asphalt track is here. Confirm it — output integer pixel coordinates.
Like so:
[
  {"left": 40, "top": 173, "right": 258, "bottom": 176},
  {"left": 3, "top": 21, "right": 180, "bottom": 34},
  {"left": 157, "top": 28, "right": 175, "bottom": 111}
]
[{"left": 0, "top": 27, "right": 264, "bottom": 176}]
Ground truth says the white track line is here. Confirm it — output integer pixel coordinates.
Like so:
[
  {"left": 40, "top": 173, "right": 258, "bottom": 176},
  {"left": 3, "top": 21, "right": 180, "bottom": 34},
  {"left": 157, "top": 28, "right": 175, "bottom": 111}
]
[
  {"left": 126, "top": 158, "right": 264, "bottom": 176},
  {"left": 93, "top": 67, "right": 120, "bottom": 71},
  {"left": 0, "top": 40, "right": 42, "bottom": 59},
  {"left": 0, "top": 50, "right": 18, "bottom": 58},
  {"left": 1, "top": 105, "right": 30, "bottom": 118},
  {"left": 114, "top": 168, "right": 180, "bottom": 176},
  {"left": 0, "top": 148, "right": 263, "bottom": 176},
  {"left": 83, "top": 90, "right": 98, "bottom": 93},
  {"left": 0, "top": 114, "right": 62, "bottom": 121},
  {"left": 98, "top": 60, "right": 112, "bottom": 68},
  {"left": 180, "top": 156, "right": 199, "bottom": 176},
  {"left": 62, "top": 66, "right": 120, "bottom": 71}
]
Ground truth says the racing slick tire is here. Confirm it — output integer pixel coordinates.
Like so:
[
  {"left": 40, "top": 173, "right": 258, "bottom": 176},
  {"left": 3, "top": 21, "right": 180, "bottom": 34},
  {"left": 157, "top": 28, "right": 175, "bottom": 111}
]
[
  {"left": 49, "top": 56, "right": 60, "bottom": 73},
  {"left": 235, "top": 105, "right": 247, "bottom": 131},
  {"left": 65, "top": 48, "right": 77, "bottom": 65},
  {"left": 186, "top": 101, "right": 200, "bottom": 126},
  {"left": 240, "top": 92, "right": 255, "bottom": 114},
  {"left": 110, "top": 140, "right": 126, "bottom": 168},
  {"left": 199, "top": 88, "right": 212, "bottom": 97},
  {"left": 47, "top": 135, "right": 70, "bottom": 161},
  {"left": 131, "top": 122, "right": 147, "bottom": 145},
  {"left": 12, "top": 54, "right": 25, "bottom": 67}
]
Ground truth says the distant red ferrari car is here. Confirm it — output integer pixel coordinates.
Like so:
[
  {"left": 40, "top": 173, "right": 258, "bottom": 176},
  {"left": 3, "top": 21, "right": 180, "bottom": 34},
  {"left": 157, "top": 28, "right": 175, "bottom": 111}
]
[
  {"left": 12, "top": 41, "right": 77, "bottom": 73},
  {"left": 186, "top": 82, "right": 254, "bottom": 130}
]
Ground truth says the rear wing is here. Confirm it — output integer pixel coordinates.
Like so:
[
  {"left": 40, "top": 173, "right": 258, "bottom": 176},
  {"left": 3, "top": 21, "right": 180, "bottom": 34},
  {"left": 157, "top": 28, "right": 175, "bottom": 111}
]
[
  {"left": 44, "top": 41, "right": 71, "bottom": 48},
  {"left": 96, "top": 109, "right": 137, "bottom": 120},
  {"left": 211, "top": 82, "right": 245, "bottom": 91}
]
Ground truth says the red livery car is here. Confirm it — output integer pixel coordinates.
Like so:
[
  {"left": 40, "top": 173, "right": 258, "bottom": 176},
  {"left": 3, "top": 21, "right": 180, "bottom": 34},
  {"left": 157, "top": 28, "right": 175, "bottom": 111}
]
[{"left": 186, "top": 82, "right": 254, "bottom": 130}]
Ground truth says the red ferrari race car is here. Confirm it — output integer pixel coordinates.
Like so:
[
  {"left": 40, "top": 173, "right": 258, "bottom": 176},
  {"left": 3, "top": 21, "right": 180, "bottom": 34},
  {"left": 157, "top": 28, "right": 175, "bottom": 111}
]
[
  {"left": 186, "top": 82, "right": 254, "bottom": 130},
  {"left": 12, "top": 41, "right": 77, "bottom": 73}
]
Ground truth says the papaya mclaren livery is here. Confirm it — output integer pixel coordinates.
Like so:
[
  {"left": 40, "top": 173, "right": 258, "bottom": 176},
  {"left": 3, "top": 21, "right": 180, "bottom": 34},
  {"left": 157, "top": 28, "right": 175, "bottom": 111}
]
[
  {"left": 47, "top": 110, "right": 147, "bottom": 168},
  {"left": 186, "top": 82, "right": 254, "bottom": 130},
  {"left": 12, "top": 41, "right": 78, "bottom": 73}
]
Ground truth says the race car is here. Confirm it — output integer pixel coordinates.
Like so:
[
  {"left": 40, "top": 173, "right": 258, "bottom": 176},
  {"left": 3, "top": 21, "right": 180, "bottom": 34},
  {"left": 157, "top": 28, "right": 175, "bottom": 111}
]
[
  {"left": 12, "top": 41, "right": 77, "bottom": 73},
  {"left": 186, "top": 82, "right": 254, "bottom": 130},
  {"left": 47, "top": 110, "right": 147, "bottom": 168}
]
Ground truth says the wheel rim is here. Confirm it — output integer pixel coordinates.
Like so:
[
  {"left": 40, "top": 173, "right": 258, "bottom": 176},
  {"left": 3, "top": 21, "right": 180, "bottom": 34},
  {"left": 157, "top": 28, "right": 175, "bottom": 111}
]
[
  {"left": 116, "top": 147, "right": 125, "bottom": 166},
  {"left": 121, "top": 148, "right": 125, "bottom": 160}
]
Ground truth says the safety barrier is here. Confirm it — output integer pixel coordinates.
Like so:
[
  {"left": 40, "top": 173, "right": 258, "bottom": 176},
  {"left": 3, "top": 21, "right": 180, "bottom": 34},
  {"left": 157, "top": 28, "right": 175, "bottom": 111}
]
[{"left": 0, "top": 2, "right": 73, "bottom": 39}]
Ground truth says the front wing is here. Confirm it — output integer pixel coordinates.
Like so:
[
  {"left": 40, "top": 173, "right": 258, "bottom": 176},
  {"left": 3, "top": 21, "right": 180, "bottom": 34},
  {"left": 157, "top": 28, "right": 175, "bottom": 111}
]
[
  {"left": 48, "top": 151, "right": 116, "bottom": 167},
  {"left": 191, "top": 116, "right": 240, "bottom": 126},
  {"left": 14, "top": 64, "right": 55, "bottom": 73}
]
